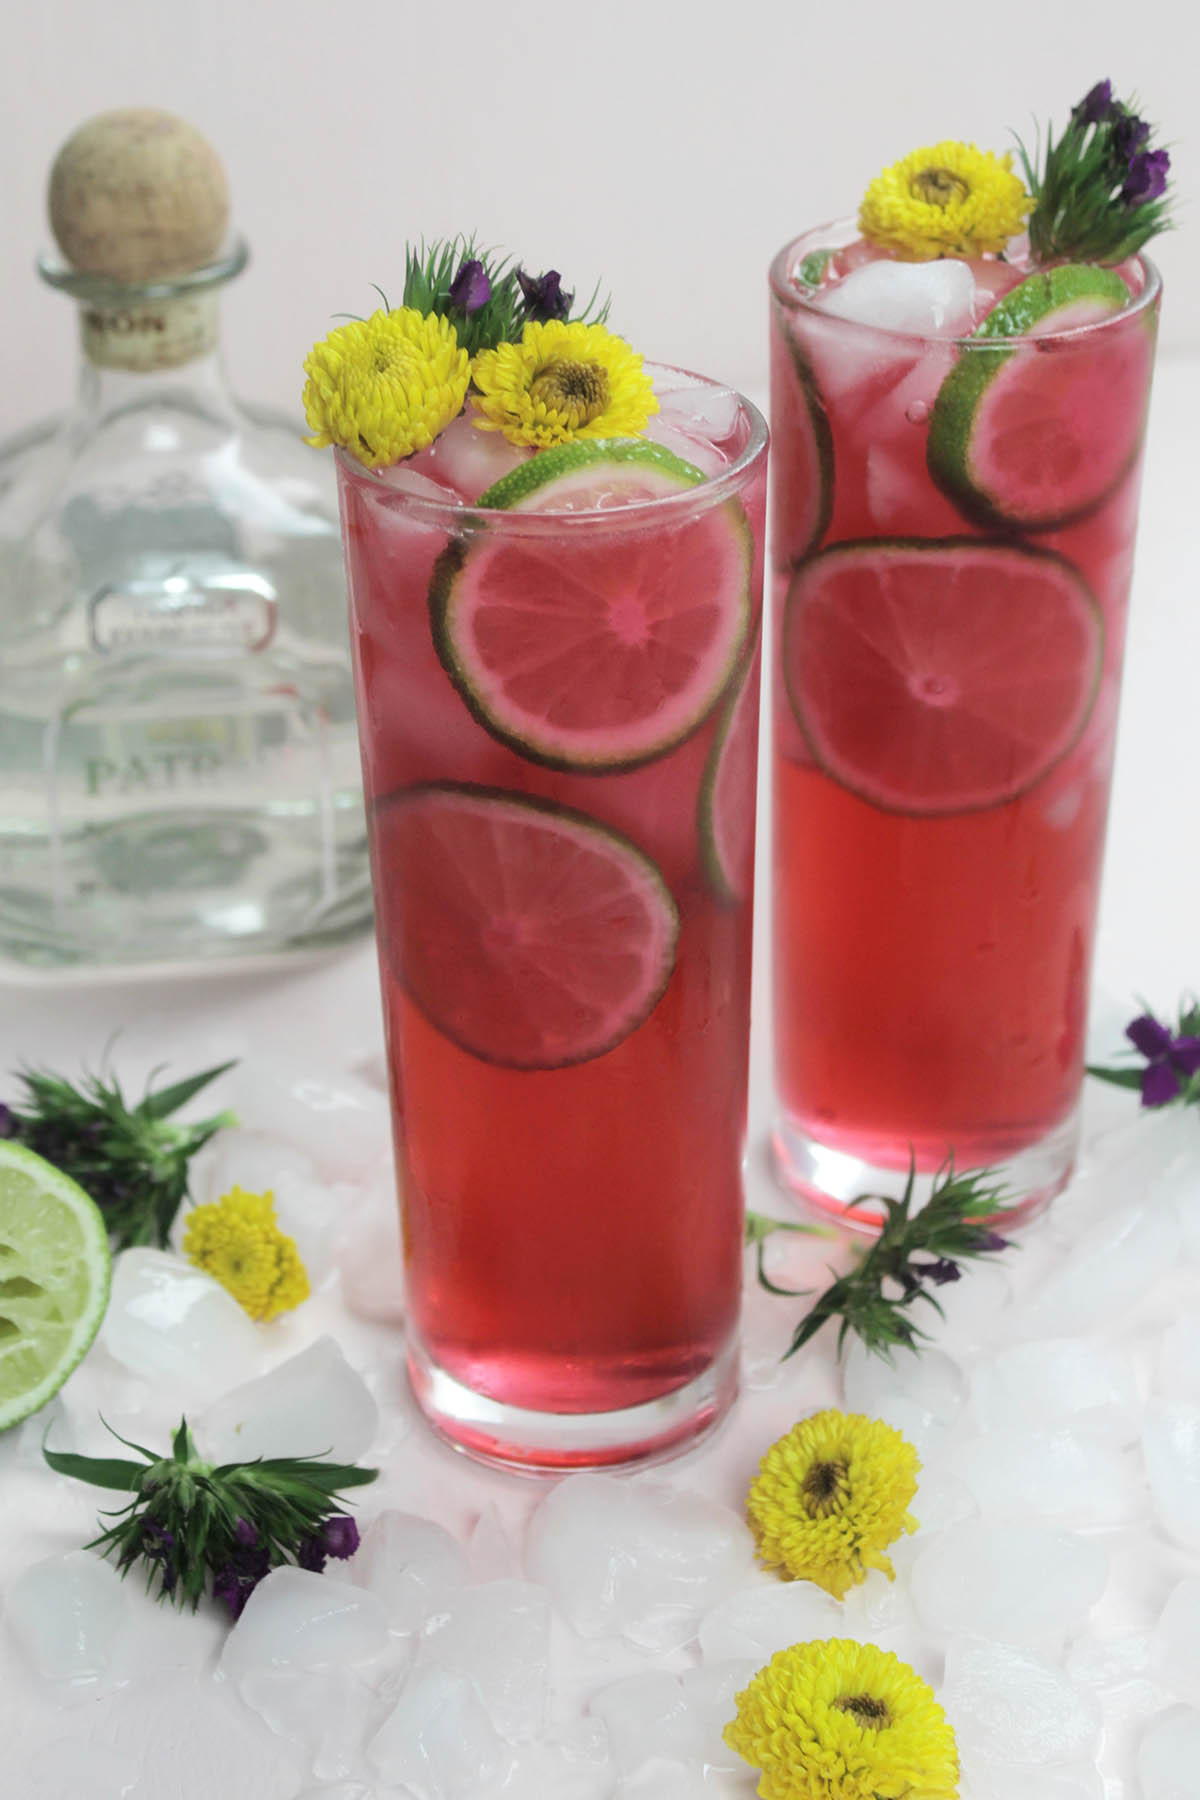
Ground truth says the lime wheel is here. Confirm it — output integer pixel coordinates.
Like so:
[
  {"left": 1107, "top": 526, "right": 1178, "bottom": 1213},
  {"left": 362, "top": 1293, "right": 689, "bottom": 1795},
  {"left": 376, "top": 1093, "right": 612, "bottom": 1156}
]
[
  {"left": 699, "top": 618, "right": 762, "bottom": 905},
  {"left": 770, "top": 306, "right": 833, "bottom": 567},
  {"left": 928, "top": 264, "right": 1153, "bottom": 530},
  {"left": 372, "top": 784, "right": 679, "bottom": 1068},
  {"left": 783, "top": 538, "right": 1103, "bottom": 815},
  {"left": 430, "top": 440, "right": 751, "bottom": 771}
]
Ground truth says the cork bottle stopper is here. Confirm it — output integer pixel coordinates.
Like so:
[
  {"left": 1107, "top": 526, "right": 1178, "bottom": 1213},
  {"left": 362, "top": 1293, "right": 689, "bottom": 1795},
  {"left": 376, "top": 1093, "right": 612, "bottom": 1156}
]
[{"left": 48, "top": 107, "right": 230, "bottom": 283}]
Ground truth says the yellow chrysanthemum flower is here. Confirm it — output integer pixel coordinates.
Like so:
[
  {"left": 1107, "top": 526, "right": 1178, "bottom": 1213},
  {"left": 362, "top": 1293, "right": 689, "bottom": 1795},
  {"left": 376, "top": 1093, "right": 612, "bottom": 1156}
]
[
  {"left": 725, "top": 1638, "right": 959, "bottom": 1800},
  {"left": 469, "top": 319, "right": 658, "bottom": 448},
  {"left": 183, "top": 1185, "right": 310, "bottom": 1322},
  {"left": 859, "top": 141, "right": 1030, "bottom": 260},
  {"left": 302, "top": 308, "right": 470, "bottom": 469},
  {"left": 746, "top": 1409, "right": 919, "bottom": 1599}
]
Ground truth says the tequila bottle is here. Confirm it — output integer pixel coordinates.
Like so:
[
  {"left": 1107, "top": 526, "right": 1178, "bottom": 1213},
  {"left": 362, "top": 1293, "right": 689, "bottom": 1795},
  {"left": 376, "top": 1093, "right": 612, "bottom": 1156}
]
[{"left": 0, "top": 109, "right": 372, "bottom": 973}]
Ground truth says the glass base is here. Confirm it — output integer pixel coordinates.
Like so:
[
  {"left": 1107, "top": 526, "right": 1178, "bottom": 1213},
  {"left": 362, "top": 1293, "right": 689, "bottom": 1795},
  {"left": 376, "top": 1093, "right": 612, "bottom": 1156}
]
[
  {"left": 406, "top": 1338, "right": 739, "bottom": 1474},
  {"left": 770, "top": 1104, "right": 1081, "bottom": 1235}
]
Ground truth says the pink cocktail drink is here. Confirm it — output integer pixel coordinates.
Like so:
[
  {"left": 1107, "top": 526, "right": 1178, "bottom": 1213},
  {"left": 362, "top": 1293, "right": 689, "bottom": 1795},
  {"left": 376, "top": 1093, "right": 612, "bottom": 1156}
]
[
  {"left": 769, "top": 221, "right": 1160, "bottom": 1220},
  {"left": 337, "top": 368, "right": 767, "bottom": 1467}
]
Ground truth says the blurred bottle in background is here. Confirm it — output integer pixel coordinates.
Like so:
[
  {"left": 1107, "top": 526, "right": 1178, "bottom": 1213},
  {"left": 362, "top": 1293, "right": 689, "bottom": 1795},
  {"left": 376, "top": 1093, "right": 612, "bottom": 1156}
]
[{"left": 0, "top": 107, "right": 372, "bottom": 976}]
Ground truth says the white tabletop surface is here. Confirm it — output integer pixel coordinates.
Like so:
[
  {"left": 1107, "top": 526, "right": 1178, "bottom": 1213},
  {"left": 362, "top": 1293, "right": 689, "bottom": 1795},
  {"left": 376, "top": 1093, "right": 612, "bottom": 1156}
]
[{"left": 0, "top": 356, "right": 1197, "bottom": 1800}]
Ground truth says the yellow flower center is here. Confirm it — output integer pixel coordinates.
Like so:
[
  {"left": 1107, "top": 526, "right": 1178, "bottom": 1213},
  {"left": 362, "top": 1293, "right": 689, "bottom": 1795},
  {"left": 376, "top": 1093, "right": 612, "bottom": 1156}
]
[
  {"left": 910, "top": 166, "right": 970, "bottom": 208},
  {"left": 529, "top": 358, "right": 611, "bottom": 428},
  {"left": 802, "top": 1457, "right": 850, "bottom": 1515},
  {"left": 834, "top": 1693, "right": 893, "bottom": 1730}
]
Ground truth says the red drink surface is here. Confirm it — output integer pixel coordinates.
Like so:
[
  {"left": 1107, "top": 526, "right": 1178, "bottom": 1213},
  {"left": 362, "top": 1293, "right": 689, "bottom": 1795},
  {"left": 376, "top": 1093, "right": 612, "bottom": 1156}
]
[
  {"left": 769, "top": 229, "right": 1160, "bottom": 1183},
  {"left": 338, "top": 408, "right": 766, "bottom": 1425}
]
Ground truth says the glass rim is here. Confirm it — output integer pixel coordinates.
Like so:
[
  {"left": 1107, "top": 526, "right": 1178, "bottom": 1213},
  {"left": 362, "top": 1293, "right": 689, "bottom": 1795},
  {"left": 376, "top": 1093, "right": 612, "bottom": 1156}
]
[
  {"left": 768, "top": 219, "right": 1162, "bottom": 349},
  {"left": 38, "top": 237, "right": 250, "bottom": 305},
  {"left": 334, "top": 360, "right": 769, "bottom": 532}
]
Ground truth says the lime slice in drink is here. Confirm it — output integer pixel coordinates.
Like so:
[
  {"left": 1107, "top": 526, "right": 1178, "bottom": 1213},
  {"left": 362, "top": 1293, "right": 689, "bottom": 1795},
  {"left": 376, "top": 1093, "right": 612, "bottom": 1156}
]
[
  {"left": 373, "top": 783, "right": 679, "bottom": 1068},
  {"left": 0, "top": 1141, "right": 111, "bottom": 1430},
  {"left": 770, "top": 308, "right": 833, "bottom": 568},
  {"left": 430, "top": 439, "right": 751, "bottom": 771},
  {"left": 698, "top": 618, "right": 761, "bottom": 905},
  {"left": 783, "top": 538, "right": 1103, "bottom": 815},
  {"left": 927, "top": 264, "right": 1153, "bottom": 530}
]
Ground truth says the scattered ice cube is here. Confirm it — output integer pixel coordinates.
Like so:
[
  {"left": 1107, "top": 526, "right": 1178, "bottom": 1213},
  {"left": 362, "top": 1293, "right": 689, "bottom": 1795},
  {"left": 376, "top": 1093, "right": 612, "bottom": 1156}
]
[
  {"left": 910, "top": 1522, "right": 1107, "bottom": 1650},
  {"left": 841, "top": 1338, "right": 966, "bottom": 1455},
  {"left": 24, "top": 1741, "right": 141, "bottom": 1800},
  {"left": 349, "top": 1510, "right": 469, "bottom": 1632},
  {"left": 1152, "top": 1576, "right": 1200, "bottom": 1705},
  {"left": 1066, "top": 1628, "right": 1153, "bottom": 1688},
  {"left": 220, "top": 1567, "right": 389, "bottom": 1684},
  {"left": 1175, "top": 1178, "right": 1200, "bottom": 1265},
  {"left": 816, "top": 258, "right": 976, "bottom": 337},
  {"left": 335, "top": 1190, "right": 406, "bottom": 1325},
  {"left": 1051, "top": 1113, "right": 1189, "bottom": 1235},
  {"left": 366, "top": 1663, "right": 513, "bottom": 1797},
  {"left": 100, "top": 1247, "right": 263, "bottom": 1395},
  {"left": 961, "top": 1758, "right": 1104, "bottom": 1799},
  {"left": 524, "top": 1473, "right": 753, "bottom": 1649},
  {"left": 292, "top": 1787, "right": 389, "bottom": 1800},
  {"left": 191, "top": 1128, "right": 320, "bottom": 1211},
  {"left": 197, "top": 1335, "right": 379, "bottom": 1464},
  {"left": 1156, "top": 1313, "right": 1200, "bottom": 1402},
  {"left": 413, "top": 410, "right": 530, "bottom": 501},
  {"left": 265, "top": 1168, "right": 363, "bottom": 1279},
  {"left": 241, "top": 1664, "right": 375, "bottom": 1782},
  {"left": 697, "top": 1579, "right": 842, "bottom": 1663},
  {"left": 920, "top": 1259, "right": 1013, "bottom": 1350},
  {"left": 679, "top": 1659, "right": 758, "bottom": 1771},
  {"left": 589, "top": 1670, "right": 691, "bottom": 1774},
  {"left": 222, "top": 1064, "right": 392, "bottom": 1183},
  {"left": 971, "top": 1336, "right": 1141, "bottom": 1445},
  {"left": 2, "top": 1550, "right": 130, "bottom": 1684},
  {"left": 419, "top": 1578, "right": 550, "bottom": 1742},
  {"left": 943, "top": 1636, "right": 1102, "bottom": 1765},
  {"left": 1144, "top": 1398, "right": 1200, "bottom": 1551},
  {"left": 1137, "top": 1704, "right": 1200, "bottom": 1800},
  {"left": 467, "top": 1503, "right": 524, "bottom": 1582},
  {"left": 950, "top": 1428, "right": 1144, "bottom": 1527},
  {"left": 840, "top": 1566, "right": 919, "bottom": 1647},
  {"left": 910, "top": 1467, "right": 977, "bottom": 1536},
  {"left": 1012, "top": 1202, "right": 1179, "bottom": 1337},
  {"left": 474, "top": 1724, "right": 614, "bottom": 1800}
]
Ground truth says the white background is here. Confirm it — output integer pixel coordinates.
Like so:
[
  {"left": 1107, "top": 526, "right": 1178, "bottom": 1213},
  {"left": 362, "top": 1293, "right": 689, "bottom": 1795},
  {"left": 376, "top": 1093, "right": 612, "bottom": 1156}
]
[{"left": 0, "top": 0, "right": 1196, "bottom": 429}]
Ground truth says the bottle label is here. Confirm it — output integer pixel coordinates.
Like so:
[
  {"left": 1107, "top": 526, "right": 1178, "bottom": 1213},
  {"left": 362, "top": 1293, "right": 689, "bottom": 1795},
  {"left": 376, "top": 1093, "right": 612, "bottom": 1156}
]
[
  {"left": 89, "top": 572, "right": 276, "bottom": 653},
  {"left": 81, "top": 292, "right": 220, "bottom": 370}
]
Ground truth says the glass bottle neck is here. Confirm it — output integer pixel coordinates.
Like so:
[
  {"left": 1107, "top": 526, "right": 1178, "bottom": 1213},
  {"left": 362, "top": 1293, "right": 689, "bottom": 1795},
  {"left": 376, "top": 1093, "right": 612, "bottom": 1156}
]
[
  {"left": 78, "top": 286, "right": 222, "bottom": 374},
  {"left": 39, "top": 239, "right": 249, "bottom": 416},
  {"left": 75, "top": 325, "right": 236, "bottom": 420}
]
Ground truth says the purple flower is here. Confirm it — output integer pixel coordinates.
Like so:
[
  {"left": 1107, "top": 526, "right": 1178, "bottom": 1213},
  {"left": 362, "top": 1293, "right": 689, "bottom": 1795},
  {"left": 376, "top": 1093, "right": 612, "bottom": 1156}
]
[
  {"left": 141, "top": 1519, "right": 176, "bottom": 1558},
  {"left": 212, "top": 1563, "right": 254, "bottom": 1619},
  {"left": 918, "top": 1257, "right": 963, "bottom": 1287},
  {"left": 448, "top": 258, "right": 491, "bottom": 315},
  {"left": 1126, "top": 1013, "right": 1200, "bottom": 1106},
  {"left": 960, "top": 1227, "right": 1009, "bottom": 1255},
  {"left": 1121, "top": 148, "right": 1171, "bottom": 207},
  {"left": 0, "top": 1103, "right": 14, "bottom": 1139},
  {"left": 1112, "top": 111, "right": 1151, "bottom": 161},
  {"left": 296, "top": 1513, "right": 360, "bottom": 1573},
  {"left": 233, "top": 1516, "right": 259, "bottom": 1548},
  {"left": 516, "top": 267, "right": 573, "bottom": 323},
  {"left": 211, "top": 1538, "right": 271, "bottom": 1618},
  {"left": 1073, "top": 79, "right": 1114, "bottom": 126},
  {"left": 296, "top": 1535, "right": 327, "bottom": 1573},
  {"left": 318, "top": 1514, "right": 360, "bottom": 1561}
]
